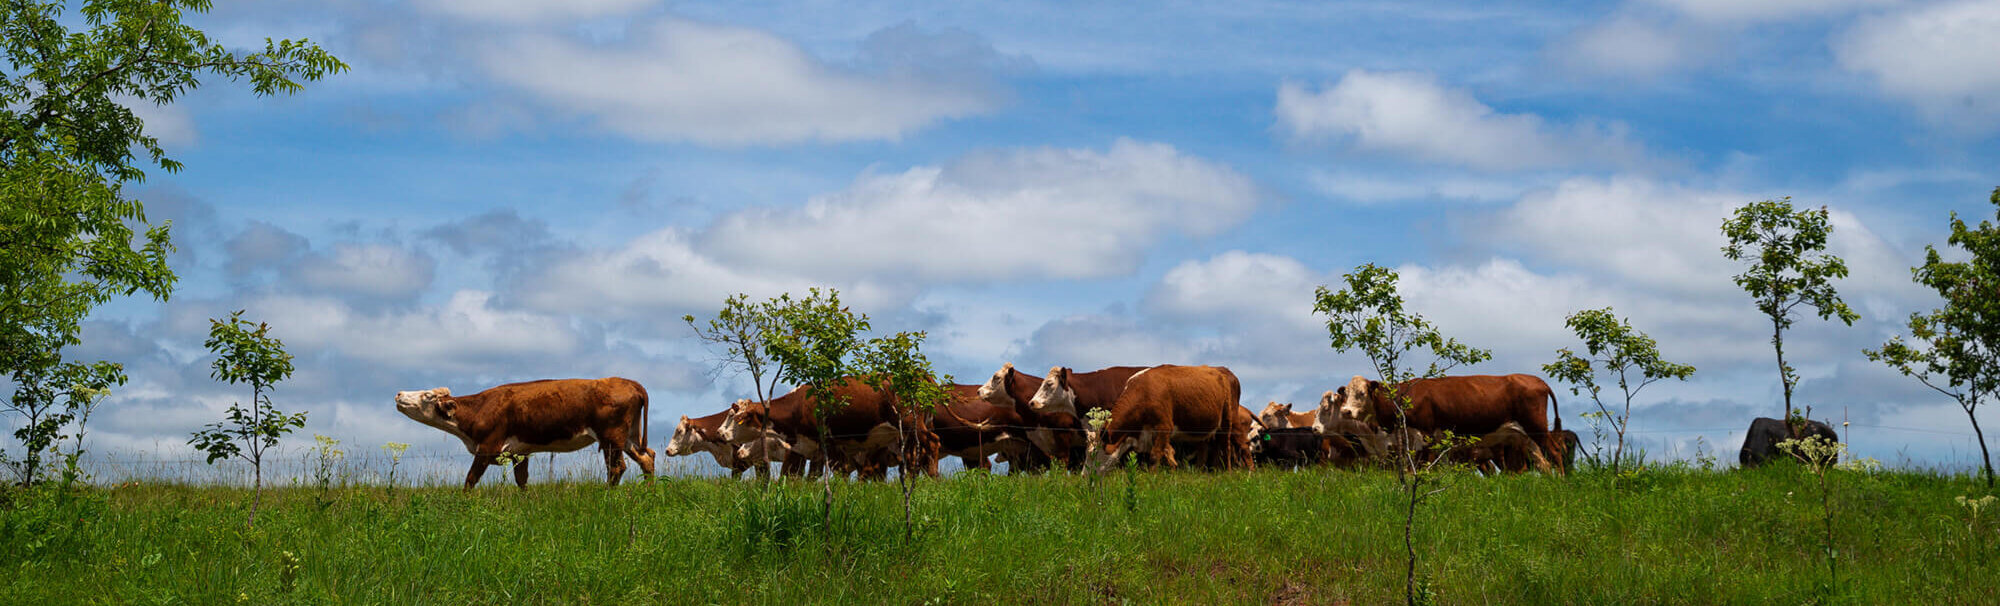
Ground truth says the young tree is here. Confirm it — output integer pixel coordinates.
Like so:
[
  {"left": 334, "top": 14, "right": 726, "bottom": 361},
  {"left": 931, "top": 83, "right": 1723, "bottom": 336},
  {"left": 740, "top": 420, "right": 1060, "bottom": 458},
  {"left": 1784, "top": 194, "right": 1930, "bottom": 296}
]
[
  {"left": 2, "top": 1, "right": 342, "bottom": 482},
  {"left": 188, "top": 311, "right": 305, "bottom": 525},
  {"left": 1314, "top": 263, "right": 1491, "bottom": 606},
  {"left": 685, "top": 294, "right": 789, "bottom": 480},
  {"left": 1865, "top": 186, "right": 2000, "bottom": 488},
  {"left": 5, "top": 358, "right": 123, "bottom": 485},
  {"left": 857, "top": 330, "right": 952, "bottom": 543},
  {"left": 1543, "top": 307, "right": 1696, "bottom": 475},
  {"left": 1721, "top": 198, "right": 1860, "bottom": 421},
  {"left": 763, "top": 288, "right": 871, "bottom": 527}
]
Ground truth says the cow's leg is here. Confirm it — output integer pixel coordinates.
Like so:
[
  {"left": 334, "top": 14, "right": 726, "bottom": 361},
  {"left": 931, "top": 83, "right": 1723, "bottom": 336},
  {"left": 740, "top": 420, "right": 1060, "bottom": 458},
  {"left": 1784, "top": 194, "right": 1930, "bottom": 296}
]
[
  {"left": 464, "top": 454, "right": 496, "bottom": 489},
  {"left": 512, "top": 455, "right": 531, "bottom": 489},
  {"left": 1148, "top": 427, "right": 1178, "bottom": 469},
  {"left": 601, "top": 442, "right": 628, "bottom": 486}
]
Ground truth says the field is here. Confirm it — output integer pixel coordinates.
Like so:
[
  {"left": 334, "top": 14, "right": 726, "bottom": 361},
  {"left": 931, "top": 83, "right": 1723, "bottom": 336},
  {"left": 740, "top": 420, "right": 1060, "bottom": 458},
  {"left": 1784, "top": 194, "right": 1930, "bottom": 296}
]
[{"left": 2, "top": 463, "right": 1996, "bottom": 605}]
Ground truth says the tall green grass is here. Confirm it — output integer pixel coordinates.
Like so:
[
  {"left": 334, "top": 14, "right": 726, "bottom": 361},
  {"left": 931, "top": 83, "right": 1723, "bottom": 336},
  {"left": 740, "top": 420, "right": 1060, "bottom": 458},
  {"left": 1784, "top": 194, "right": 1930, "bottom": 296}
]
[{"left": 2, "top": 464, "right": 1995, "bottom": 604}]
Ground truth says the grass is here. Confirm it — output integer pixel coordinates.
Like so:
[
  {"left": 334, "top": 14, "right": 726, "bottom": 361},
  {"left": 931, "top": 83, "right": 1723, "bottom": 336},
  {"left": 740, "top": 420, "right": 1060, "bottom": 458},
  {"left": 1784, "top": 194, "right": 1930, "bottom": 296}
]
[{"left": 2, "top": 463, "right": 1997, "bottom": 605}]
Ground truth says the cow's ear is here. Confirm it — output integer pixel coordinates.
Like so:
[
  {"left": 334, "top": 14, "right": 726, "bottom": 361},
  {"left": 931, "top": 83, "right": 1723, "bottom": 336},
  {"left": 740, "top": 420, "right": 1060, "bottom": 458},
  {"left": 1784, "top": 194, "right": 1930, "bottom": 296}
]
[
  {"left": 436, "top": 398, "right": 457, "bottom": 420},
  {"left": 1058, "top": 367, "right": 1072, "bottom": 388},
  {"left": 1369, "top": 380, "right": 1383, "bottom": 391},
  {"left": 434, "top": 387, "right": 451, "bottom": 397}
]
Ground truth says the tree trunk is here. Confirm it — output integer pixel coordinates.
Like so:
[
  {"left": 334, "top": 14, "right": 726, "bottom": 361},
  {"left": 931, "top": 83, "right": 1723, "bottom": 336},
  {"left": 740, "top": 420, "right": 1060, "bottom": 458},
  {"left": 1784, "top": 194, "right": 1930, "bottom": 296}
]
[
  {"left": 1403, "top": 475, "right": 1419, "bottom": 606},
  {"left": 1774, "top": 320, "right": 1792, "bottom": 421},
  {"left": 1968, "top": 402, "right": 1995, "bottom": 489}
]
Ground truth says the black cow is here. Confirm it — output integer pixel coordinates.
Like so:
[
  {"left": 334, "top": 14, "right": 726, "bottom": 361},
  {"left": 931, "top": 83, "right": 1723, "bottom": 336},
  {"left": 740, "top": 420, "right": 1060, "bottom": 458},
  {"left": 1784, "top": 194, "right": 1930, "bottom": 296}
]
[
  {"left": 1253, "top": 427, "right": 1329, "bottom": 469},
  {"left": 1739, "top": 417, "right": 1840, "bottom": 467}
]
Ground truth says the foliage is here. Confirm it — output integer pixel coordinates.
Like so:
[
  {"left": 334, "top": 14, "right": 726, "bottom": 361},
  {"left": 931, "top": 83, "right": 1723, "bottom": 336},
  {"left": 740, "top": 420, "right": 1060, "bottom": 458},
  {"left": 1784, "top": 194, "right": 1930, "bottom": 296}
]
[
  {"left": 1, "top": 0, "right": 344, "bottom": 488},
  {"left": 1313, "top": 263, "right": 1492, "bottom": 606},
  {"left": 381, "top": 442, "right": 409, "bottom": 493},
  {"left": 4, "top": 361, "right": 121, "bottom": 485},
  {"left": 1543, "top": 307, "right": 1695, "bottom": 476},
  {"left": 1866, "top": 187, "right": 2000, "bottom": 489},
  {"left": 1778, "top": 435, "right": 1853, "bottom": 598},
  {"left": 684, "top": 294, "right": 788, "bottom": 479},
  {"left": 856, "top": 329, "right": 952, "bottom": 543},
  {"left": 1721, "top": 198, "right": 1860, "bottom": 420},
  {"left": 187, "top": 310, "right": 303, "bottom": 525}
]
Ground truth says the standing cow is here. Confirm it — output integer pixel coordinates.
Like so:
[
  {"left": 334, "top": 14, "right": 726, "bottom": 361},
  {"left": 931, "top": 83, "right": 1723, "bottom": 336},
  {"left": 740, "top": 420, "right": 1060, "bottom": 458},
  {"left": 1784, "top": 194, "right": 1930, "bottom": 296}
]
[
  {"left": 1320, "top": 374, "right": 1567, "bottom": 473},
  {"left": 394, "top": 377, "right": 655, "bottom": 489},
  {"left": 718, "top": 377, "right": 935, "bottom": 480},
  {"left": 665, "top": 409, "right": 789, "bottom": 478},
  {"left": 1086, "top": 365, "right": 1241, "bottom": 472},
  {"left": 979, "top": 364, "right": 1149, "bottom": 470}
]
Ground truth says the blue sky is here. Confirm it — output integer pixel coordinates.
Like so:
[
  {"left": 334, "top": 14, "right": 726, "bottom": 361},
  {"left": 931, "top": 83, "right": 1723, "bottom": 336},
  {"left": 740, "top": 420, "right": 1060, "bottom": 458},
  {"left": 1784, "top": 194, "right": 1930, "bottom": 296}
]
[{"left": 35, "top": 0, "right": 2000, "bottom": 475}]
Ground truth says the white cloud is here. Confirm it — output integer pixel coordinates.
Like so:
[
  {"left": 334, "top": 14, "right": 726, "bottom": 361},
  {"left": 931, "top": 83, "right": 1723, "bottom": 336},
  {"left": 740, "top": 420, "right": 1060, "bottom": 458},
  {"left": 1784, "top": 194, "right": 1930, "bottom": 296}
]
[
  {"left": 479, "top": 18, "right": 1000, "bottom": 145},
  {"left": 1835, "top": 0, "right": 2000, "bottom": 129},
  {"left": 1552, "top": 15, "right": 1714, "bottom": 79},
  {"left": 510, "top": 228, "right": 820, "bottom": 317},
  {"left": 119, "top": 95, "right": 198, "bottom": 149},
  {"left": 701, "top": 139, "right": 1260, "bottom": 281},
  {"left": 1648, "top": 0, "right": 1898, "bottom": 24},
  {"left": 289, "top": 243, "right": 436, "bottom": 301},
  {"left": 245, "top": 290, "right": 583, "bottom": 371},
  {"left": 1148, "top": 251, "right": 1322, "bottom": 332},
  {"left": 1276, "top": 70, "right": 1652, "bottom": 171},
  {"left": 414, "top": 0, "right": 655, "bottom": 23},
  {"left": 1306, "top": 168, "right": 1543, "bottom": 204}
]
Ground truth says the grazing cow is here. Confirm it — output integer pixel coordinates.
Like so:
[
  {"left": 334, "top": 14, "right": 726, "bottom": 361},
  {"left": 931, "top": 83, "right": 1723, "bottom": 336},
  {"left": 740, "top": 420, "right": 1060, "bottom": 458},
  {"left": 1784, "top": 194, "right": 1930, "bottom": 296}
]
[
  {"left": 980, "top": 364, "right": 1149, "bottom": 470},
  {"left": 1320, "top": 374, "right": 1567, "bottom": 472},
  {"left": 1553, "top": 429, "right": 1581, "bottom": 471},
  {"left": 1257, "top": 401, "right": 1317, "bottom": 430},
  {"left": 394, "top": 377, "right": 655, "bottom": 489},
  {"left": 1253, "top": 427, "right": 1330, "bottom": 469},
  {"left": 665, "top": 410, "right": 790, "bottom": 478},
  {"left": 718, "top": 378, "right": 935, "bottom": 480},
  {"left": 1452, "top": 421, "right": 1552, "bottom": 474},
  {"left": 1317, "top": 417, "right": 1387, "bottom": 466},
  {"left": 930, "top": 384, "right": 1033, "bottom": 472},
  {"left": 1087, "top": 365, "right": 1241, "bottom": 471},
  {"left": 1739, "top": 417, "right": 1840, "bottom": 468}
]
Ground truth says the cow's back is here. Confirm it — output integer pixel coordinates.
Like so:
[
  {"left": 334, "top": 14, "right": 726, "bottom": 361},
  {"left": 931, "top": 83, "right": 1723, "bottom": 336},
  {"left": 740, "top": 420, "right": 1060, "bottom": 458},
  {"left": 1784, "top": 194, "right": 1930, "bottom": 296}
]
[
  {"left": 1112, "top": 365, "right": 1235, "bottom": 439},
  {"left": 1391, "top": 374, "right": 1551, "bottom": 436},
  {"left": 1072, "top": 366, "right": 1149, "bottom": 416}
]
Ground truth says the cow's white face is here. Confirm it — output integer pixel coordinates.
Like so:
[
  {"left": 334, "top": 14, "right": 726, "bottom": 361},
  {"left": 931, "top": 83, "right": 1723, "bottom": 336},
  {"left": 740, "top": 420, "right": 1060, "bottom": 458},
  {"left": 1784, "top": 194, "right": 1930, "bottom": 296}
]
[
  {"left": 1259, "top": 401, "right": 1295, "bottom": 429},
  {"left": 394, "top": 388, "right": 457, "bottom": 433},
  {"left": 1029, "top": 367, "right": 1077, "bottom": 415},
  {"left": 1246, "top": 419, "right": 1265, "bottom": 453},
  {"left": 1337, "top": 376, "right": 1376, "bottom": 422},
  {"left": 977, "top": 364, "right": 1017, "bottom": 407},
  {"left": 665, "top": 416, "right": 702, "bottom": 457},
  {"left": 717, "top": 399, "right": 758, "bottom": 443}
]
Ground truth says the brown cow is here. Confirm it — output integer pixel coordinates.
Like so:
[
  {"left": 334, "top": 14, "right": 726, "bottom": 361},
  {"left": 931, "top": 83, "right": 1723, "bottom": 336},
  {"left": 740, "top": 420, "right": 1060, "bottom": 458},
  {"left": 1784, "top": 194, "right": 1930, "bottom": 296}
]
[
  {"left": 665, "top": 410, "right": 790, "bottom": 478},
  {"left": 988, "top": 364, "right": 1149, "bottom": 469},
  {"left": 718, "top": 377, "right": 934, "bottom": 480},
  {"left": 1257, "top": 401, "right": 1317, "bottom": 429},
  {"left": 1086, "top": 365, "right": 1241, "bottom": 471},
  {"left": 1319, "top": 374, "right": 1567, "bottom": 472},
  {"left": 931, "top": 384, "right": 1033, "bottom": 472},
  {"left": 1451, "top": 421, "right": 1552, "bottom": 474},
  {"left": 394, "top": 377, "right": 655, "bottom": 489}
]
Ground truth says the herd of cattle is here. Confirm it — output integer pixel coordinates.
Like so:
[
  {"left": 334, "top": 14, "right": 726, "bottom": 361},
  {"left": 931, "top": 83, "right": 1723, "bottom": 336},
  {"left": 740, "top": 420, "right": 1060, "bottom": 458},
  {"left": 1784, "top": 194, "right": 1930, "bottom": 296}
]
[{"left": 393, "top": 364, "right": 1588, "bottom": 488}]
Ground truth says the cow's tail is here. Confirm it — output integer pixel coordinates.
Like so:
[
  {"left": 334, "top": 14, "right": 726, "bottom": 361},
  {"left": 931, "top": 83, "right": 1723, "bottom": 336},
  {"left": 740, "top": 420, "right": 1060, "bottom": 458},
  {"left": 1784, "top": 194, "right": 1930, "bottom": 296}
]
[{"left": 1549, "top": 388, "right": 1562, "bottom": 432}]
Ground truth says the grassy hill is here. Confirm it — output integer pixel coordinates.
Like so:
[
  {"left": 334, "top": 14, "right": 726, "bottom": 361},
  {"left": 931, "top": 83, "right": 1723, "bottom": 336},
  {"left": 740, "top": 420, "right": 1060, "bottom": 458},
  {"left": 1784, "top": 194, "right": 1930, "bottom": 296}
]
[{"left": 2, "top": 463, "right": 1995, "bottom": 604}]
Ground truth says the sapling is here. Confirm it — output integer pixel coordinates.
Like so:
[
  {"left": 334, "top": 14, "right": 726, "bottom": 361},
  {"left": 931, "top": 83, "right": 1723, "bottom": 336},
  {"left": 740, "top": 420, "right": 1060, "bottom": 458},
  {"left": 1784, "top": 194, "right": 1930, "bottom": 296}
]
[{"left": 188, "top": 311, "right": 306, "bottom": 526}]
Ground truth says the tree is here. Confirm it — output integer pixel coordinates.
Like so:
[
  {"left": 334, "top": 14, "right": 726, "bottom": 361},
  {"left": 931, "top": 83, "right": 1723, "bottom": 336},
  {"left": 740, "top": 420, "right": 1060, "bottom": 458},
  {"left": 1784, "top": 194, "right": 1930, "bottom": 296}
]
[
  {"left": 763, "top": 288, "right": 871, "bottom": 527},
  {"left": 2, "top": 1, "right": 343, "bottom": 482},
  {"left": 1543, "top": 308, "right": 1695, "bottom": 475},
  {"left": 188, "top": 311, "right": 305, "bottom": 526},
  {"left": 1314, "top": 263, "right": 1491, "bottom": 606},
  {"left": 1866, "top": 186, "right": 2000, "bottom": 488},
  {"left": 1721, "top": 198, "right": 1860, "bottom": 422},
  {"left": 857, "top": 330, "right": 952, "bottom": 543},
  {"left": 685, "top": 294, "right": 789, "bottom": 480}
]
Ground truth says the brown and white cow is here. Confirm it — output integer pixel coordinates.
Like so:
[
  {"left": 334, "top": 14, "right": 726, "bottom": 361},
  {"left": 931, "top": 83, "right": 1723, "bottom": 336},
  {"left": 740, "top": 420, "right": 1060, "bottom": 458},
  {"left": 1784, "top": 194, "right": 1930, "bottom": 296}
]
[
  {"left": 665, "top": 409, "right": 790, "bottom": 478},
  {"left": 986, "top": 364, "right": 1149, "bottom": 469},
  {"left": 931, "top": 383, "right": 1032, "bottom": 472},
  {"left": 1257, "top": 401, "right": 1317, "bottom": 430},
  {"left": 718, "top": 377, "right": 935, "bottom": 480},
  {"left": 1085, "top": 365, "right": 1241, "bottom": 472},
  {"left": 1450, "top": 421, "right": 1552, "bottom": 474},
  {"left": 394, "top": 377, "right": 655, "bottom": 489},
  {"left": 1318, "top": 374, "right": 1567, "bottom": 472}
]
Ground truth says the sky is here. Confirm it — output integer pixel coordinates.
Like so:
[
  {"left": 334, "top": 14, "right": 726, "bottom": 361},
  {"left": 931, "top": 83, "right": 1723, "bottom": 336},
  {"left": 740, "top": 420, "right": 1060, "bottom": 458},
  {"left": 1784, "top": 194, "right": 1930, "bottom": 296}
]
[{"left": 22, "top": 0, "right": 2000, "bottom": 479}]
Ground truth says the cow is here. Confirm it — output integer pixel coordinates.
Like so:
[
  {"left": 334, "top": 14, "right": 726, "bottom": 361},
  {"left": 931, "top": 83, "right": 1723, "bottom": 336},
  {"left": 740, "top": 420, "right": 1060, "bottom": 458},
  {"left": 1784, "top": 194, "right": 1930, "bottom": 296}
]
[
  {"left": 1317, "top": 417, "right": 1387, "bottom": 466},
  {"left": 718, "top": 377, "right": 935, "bottom": 480},
  {"left": 1086, "top": 365, "right": 1241, "bottom": 472},
  {"left": 931, "top": 384, "right": 1033, "bottom": 472},
  {"left": 1253, "top": 426, "right": 1330, "bottom": 469},
  {"left": 394, "top": 377, "right": 655, "bottom": 489},
  {"left": 1257, "top": 401, "right": 1317, "bottom": 430},
  {"left": 1319, "top": 374, "right": 1567, "bottom": 473},
  {"left": 665, "top": 410, "right": 790, "bottom": 478},
  {"left": 1739, "top": 417, "right": 1840, "bottom": 468},
  {"left": 1451, "top": 421, "right": 1552, "bottom": 474},
  {"left": 979, "top": 364, "right": 1149, "bottom": 470}
]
